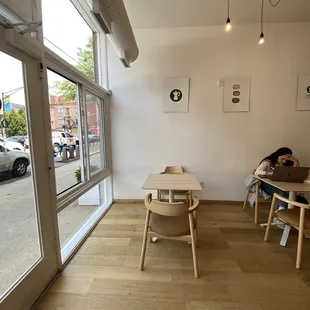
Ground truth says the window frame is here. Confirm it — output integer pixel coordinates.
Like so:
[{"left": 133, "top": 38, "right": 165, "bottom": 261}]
[
  {"left": 83, "top": 87, "right": 107, "bottom": 178},
  {"left": 44, "top": 47, "right": 111, "bottom": 213},
  {"left": 0, "top": 2, "right": 113, "bottom": 305}
]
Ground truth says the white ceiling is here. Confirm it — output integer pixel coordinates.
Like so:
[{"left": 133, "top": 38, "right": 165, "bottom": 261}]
[{"left": 123, "top": 0, "right": 310, "bottom": 29}]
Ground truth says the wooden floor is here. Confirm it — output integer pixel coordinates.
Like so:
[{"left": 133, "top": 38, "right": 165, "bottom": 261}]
[{"left": 35, "top": 203, "right": 310, "bottom": 310}]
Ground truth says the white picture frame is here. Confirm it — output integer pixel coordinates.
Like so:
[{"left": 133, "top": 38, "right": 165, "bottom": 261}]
[
  {"left": 223, "top": 76, "right": 251, "bottom": 112},
  {"left": 163, "top": 78, "right": 189, "bottom": 113},
  {"left": 296, "top": 74, "right": 310, "bottom": 111}
]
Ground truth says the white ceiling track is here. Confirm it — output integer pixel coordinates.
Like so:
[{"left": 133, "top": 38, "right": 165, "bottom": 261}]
[{"left": 91, "top": 0, "right": 139, "bottom": 67}]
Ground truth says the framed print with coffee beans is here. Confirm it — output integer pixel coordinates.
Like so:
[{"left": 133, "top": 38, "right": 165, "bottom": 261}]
[{"left": 223, "top": 76, "right": 250, "bottom": 112}]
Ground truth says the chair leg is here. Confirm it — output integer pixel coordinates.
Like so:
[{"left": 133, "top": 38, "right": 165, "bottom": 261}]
[
  {"left": 193, "top": 210, "right": 198, "bottom": 246},
  {"left": 189, "top": 213, "right": 199, "bottom": 279},
  {"left": 139, "top": 210, "right": 151, "bottom": 271},
  {"left": 194, "top": 228, "right": 198, "bottom": 247},
  {"left": 264, "top": 195, "right": 277, "bottom": 242},
  {"left": 243, "top": 188, "right": 251, "bottom": 210},
  {"left": 296, "top": 208, "right": 306, "bottom": 269},
  {"left": 254, "top": 183, "right": 259, "bottom": 224}
]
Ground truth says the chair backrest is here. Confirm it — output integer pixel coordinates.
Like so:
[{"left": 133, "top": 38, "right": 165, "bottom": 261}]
[
  {"left": 144, "top": 193, "right": 188, "bottom": 216},
  {"left": 163, "top": 166, "right": 184, "bottom": 174}
]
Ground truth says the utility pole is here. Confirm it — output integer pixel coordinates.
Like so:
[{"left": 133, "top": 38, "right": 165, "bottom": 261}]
[
  {"left": 1, "top": 86, "right": 24, "bottom": 137},
  {"left": 1, "top": 92, "right": 7, "bottom": 138}
]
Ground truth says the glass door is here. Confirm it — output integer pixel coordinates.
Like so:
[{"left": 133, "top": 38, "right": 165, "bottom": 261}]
[{"left": 0, "top": 29, "right": 58, "bottom": 310}]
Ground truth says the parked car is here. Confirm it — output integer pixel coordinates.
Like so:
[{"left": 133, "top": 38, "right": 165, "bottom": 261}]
[
  {"left": 7, "top": 135, "right": 27, "bottom": 146},
  {"left": 0, "top": 137, "right": 24, "bottom": 151},
  {"left": 88, "top": 134, "right": 100, "bottom": 143},
  {"left": 0, "top": 142, "right": 30, "bottom": 177},
  {"left": 52, "top": 131, "right": 75, "bottom": 151}
]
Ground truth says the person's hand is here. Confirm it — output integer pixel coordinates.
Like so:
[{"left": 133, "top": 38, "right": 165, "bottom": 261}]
[
  {"left": 285, "top": 155, "right": 300, "bottom": 166},
  {"left": 265, "top": 172, "right": 273, "bottom": 177}
]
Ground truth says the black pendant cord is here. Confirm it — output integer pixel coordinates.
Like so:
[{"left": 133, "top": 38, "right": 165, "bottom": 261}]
[{"left": 260, "top": 0, "right": 264, "bottom": 34}]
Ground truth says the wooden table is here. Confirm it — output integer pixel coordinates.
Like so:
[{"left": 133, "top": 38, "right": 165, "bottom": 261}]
[
  {"left": 142, "top": 173, "right": 202, "bottom": 202},
  {"left": 254, "top": 176, "right": 310, "bottom": 193},
  {"left": 255, "top": 176, "right": 310, "bottom": 246}
]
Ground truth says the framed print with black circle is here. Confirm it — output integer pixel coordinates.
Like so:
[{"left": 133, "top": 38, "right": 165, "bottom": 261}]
[
  {"left": 296, "top": 74, "right": 310, "bottom": 111},
  {"left": 163, "top": 78, "right": 189, "bottom": 113}
]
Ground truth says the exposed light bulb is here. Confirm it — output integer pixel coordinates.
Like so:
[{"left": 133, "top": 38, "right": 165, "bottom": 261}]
[
  {"left": 259, "top": 32, "right": 265, "bottom": 44},
  {"left": 225, "top": 18, "right": 231, "bottom": 32}
]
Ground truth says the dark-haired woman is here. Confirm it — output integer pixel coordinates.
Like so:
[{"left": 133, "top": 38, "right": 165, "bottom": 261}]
[{"left": 255, "top": 147, "right": 300, "bottom": 210}]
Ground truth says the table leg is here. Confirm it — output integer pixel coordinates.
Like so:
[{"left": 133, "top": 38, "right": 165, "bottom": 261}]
[
  {"left": 169, "top": 190, "right": 174, "bottom": 203},
  {"left": 288, "top": 192, "right": 296, "bottom": 209},
  {"left": 280, "top": 224, "right": 291, "bottom": 247}
]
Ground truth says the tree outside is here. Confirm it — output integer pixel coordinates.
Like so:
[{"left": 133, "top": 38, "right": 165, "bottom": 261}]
[
  {"left": 53, "top": 36, "right": 95, "bottom": 101},
  {"left": 5, "top": 108, "right": 27, "bottom": 137}
]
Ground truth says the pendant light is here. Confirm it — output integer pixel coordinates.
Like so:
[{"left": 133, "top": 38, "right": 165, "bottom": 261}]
[
  {"left": 225, "top": 0, "right": 231, "bottom": 32},
  {"left": 259, "top": 0, "right": 265, "bottom": 44}
]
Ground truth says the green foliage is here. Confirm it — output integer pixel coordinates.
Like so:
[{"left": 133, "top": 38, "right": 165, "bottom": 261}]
[
  {"left": 53, "top": 80, "right": 76, "bottom": 101},
  {"left": 75, "top": 167, "right": 82, "bottom": 183},
  {"left": 75, "top": 165, "right": 100, "bottom": 183},
  {"left": 52, "top": 36, "right": 95, "bottom": 101},
  {"left": 5, "top": 108, "right": 27, "bottom": 137},
  {"left": 76, "top": 36, "right": 95, "bottom": 80}
]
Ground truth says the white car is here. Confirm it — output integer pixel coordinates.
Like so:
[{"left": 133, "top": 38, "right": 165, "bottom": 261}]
[
  {"left": 52, "top": 131, "right": 75, "bottom": 151},
  {"left": 0, "top": 137, "right": 24, "bottom": 151},
  {"left": 0, "top": 142, "right": 30, "bottom": 177}
]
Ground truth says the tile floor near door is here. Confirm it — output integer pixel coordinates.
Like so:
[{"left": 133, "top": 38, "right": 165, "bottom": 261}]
[{"left": 35, "top": 203, "right": 310, "bottom": 310}]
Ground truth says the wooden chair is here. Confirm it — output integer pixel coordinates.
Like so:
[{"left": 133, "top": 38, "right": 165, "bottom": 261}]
[
  {"left": 157, "top": 166, "right": 191, "bottom": 203},
  {"left": 139, "top": 193, "right": 200, "bottom": 278},
  {"left": 264, "top": 193, "right": 310, "bottom": 269},
  {"left": 243, "top": 169, "right": 271, "bottom": 224}
]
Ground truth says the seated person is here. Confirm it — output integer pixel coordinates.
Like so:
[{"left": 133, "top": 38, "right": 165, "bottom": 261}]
[{"left": 255, "top": 147, "right": 300, "bottom": 210}]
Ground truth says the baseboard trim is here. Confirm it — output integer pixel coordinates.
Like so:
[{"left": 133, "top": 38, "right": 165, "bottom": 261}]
[
  {"left": 113, "top": 199, "right": 255, "bottom": 205},
  {"left": 200, "top": 200, "right": 243, "bottom": 205},
  {"left": 113, "top": 199, "right": 144, "bottom": 203}
]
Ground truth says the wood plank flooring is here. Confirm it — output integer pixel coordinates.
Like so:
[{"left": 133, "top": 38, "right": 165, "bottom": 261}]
[{"left": 35, "top": 203, "right": 310, "bottom": 310}]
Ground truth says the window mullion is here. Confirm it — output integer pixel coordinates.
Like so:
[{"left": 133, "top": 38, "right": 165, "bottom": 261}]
[
  {"left": 81, "top": 85, "right": 91, "bottom": 181},
  {"left": 99, "top": 98, "right": 106, "bottom": 167},
  {"left": 76, "top": 83, "right": 85, "bottom": 183}
]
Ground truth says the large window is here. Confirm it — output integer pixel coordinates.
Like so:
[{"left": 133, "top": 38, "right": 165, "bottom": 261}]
[
  {"left": 0, "top": 0, "right": 111, "bottom": 308},
  {"left": 42, "top": 0, "right": 111, "bottom": 265},
  {"left": 42, "top": 0, "right": 95, "bottom": 81},
  {"left": 47, "top": 69, "right": 81, "bottom": 195},
  {"left": 58, "top": 179, "right": 108, "bottom": 260},
  {"left": 46, "top": 66, "right": 108, "bottom": 197},
  {"left": 0, "top": 51, "right": 42, "bottom": 299}
]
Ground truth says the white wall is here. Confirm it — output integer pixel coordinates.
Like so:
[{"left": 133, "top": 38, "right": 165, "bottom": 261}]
[{"left": 108, "top": 23, "right": 310, "bottom": 201}]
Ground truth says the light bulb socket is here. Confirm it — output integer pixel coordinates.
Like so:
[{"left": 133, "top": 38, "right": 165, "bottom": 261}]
[
  {"left": 226, "top": 17, "right": 231, "bottom": 24},
  {"left": 259, "top": 32, "right": 265, "bottom": 44}
]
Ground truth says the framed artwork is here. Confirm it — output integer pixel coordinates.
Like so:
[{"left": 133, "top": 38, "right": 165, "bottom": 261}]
[
  {"left": 163, "top": 77, "right": 189, "bottom": 113},
  {"left": 296, "top": 74, "right": 310, "bottom": 111},
  {"left": 223, "top": 76, "right": 251, "bottom": 112}
]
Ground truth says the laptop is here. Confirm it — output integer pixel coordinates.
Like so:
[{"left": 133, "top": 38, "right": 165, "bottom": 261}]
[{"left": 269, "top": 166, "right": 310, "bottom": 183}]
